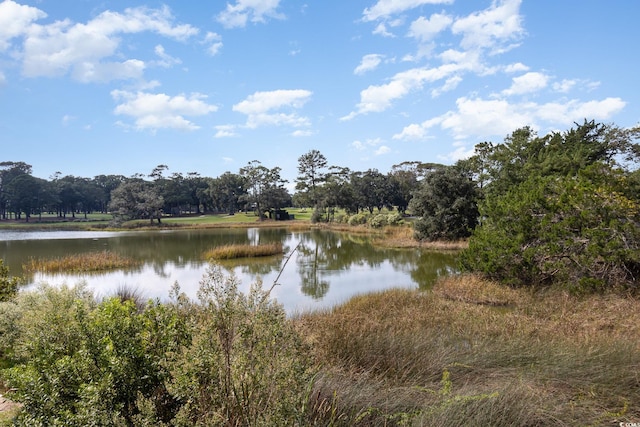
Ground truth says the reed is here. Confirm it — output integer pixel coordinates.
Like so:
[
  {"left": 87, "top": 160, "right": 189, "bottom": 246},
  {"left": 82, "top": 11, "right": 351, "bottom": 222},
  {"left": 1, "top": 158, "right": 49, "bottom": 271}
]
[
  {"left": 203, "top": 243, "right": 283, "bottom": 260},
  {"left": 295, "top": 274, "right": 640, "bottom": 425},
  {"left": 22, "top": 251, "right": 140, "bottom": 273}
]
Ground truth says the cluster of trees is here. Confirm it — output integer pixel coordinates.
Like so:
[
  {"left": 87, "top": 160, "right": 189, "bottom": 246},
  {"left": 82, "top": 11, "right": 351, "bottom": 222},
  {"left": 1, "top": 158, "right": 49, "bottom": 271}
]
[
  {"left": 3, "top": 120, "right": 638, "bottom": 290},
  {"left": 0, "top": 155, "right": 437, "bottom": 224},
  {"left": 453, "top": 121, "right": 640, "bottom": 291}
]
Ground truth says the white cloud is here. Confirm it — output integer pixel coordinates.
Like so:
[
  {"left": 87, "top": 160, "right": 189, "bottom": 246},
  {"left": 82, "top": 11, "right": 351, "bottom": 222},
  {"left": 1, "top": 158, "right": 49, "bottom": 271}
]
[
  {"left": 442, "top": 145, "right": 475, "bottom": 162},
  {"left": 407, "top": 13, "right": 452, "bottom": 43},
  {"left": 502, "top": 71, "right": 548, "bottom": 96},
  {"left": 354, "top": 54, "right": 384, "bottom": 75},
  {"left": 111, "top": 90, "right": 218, "bottom": 131},
  {"left": 0, "top": 0, "right": 46, "bottom": 51},
  {"left": 351, "top": 137, "right": 384, "bottom": 152},
  {"left": 504, "top": 62, "right": 529, "bottom": 73},
  {"left": 451, "top": 0, "right": 524, "bottom": 53},
  {"left": 233, "top": 89, "right": 312, "bottom": 129},
  {"left": 217, "top": 0, "right": 284, "bottom": 29},
  {"left": 363, "top": 0, "right": 453, "bottom": 22},
  {"left": 375, "top": 145, "right": 391, "bottom": 155},
  {"left": 20, "top": 5, "right": 198, "bottom": 82},
  {"left": 372, "top": 23, "right": 395, "bottom": 37},
  {"left": 62, "top": 114, "right": 76, "bottom": 125},
  {"left": 203, "top": 32, "right": 223, "bottom": 56},
  {"left": 342, "top": 62, "right": 466, "bottom": 119},
  {"left": 431, "top": 75, "right": 462, "bottom": 97},
  {"left": 292, "top": 129, "right": 313, "bottom": 137},
  {"left": 215, "top": 125, "right": 238, "bottom": 138},
  {"left": 153, "top": 45, "right": 181, "bottom": 68},
  {"left": 393, "top": 96, "right": 626, "bottom": 143}
]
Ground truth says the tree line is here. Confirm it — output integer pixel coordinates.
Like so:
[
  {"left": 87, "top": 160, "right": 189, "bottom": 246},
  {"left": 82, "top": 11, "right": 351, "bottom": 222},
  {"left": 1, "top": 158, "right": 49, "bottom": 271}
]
[
  {"left": 3, "top": 119, "right": 639, "bottom": 291},
  {"left": 0, "top": 156, "right": 439, "bottom": 224}
]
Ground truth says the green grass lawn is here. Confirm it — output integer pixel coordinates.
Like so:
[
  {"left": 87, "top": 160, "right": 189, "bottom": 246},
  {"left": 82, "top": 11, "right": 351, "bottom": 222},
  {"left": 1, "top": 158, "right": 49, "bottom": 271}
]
[{"left": 0, "top": 209, "right": 314, "bottom": 230}]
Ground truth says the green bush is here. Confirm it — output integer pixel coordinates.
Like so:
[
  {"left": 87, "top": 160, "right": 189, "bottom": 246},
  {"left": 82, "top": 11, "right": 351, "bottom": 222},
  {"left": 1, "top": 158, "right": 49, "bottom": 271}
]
[
  {"left": 460, "top": 175, "right": 640, "bottom": 291},
  {"left": 0, "top": 259, "right": 19, "bottom": 302},
  {"left": 1, "top": 265, "right": 313, "bottom": 426},
  {"left": 347, "top": 212, "right": 369, "bottom": 226},
  {"left": 369, "top": 213, "right": 388, "bottom": 228},
  {"left": 386, "top": 212, "right": 404, "bottom": 226},
  {"left": 168, "top": 265, "right": 313, "bottom": 426}
]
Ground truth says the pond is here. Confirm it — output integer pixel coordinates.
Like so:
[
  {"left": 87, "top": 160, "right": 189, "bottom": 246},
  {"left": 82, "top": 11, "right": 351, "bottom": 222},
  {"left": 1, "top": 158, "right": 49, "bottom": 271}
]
[{"left": 0, "top": 228, "right": 459, "bottom": 314}]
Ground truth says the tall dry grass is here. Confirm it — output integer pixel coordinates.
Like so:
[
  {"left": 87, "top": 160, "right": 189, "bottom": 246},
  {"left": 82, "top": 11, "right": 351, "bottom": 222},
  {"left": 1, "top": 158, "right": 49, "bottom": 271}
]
[
  {"left": 22, "top": 251, "right": 140, "bottom": 273},
  {"left": 295, "top": 274, "right": 640, "bottom": 426},
  {"left": 203, "top": 243, "right": 283, "bottom": 260}
]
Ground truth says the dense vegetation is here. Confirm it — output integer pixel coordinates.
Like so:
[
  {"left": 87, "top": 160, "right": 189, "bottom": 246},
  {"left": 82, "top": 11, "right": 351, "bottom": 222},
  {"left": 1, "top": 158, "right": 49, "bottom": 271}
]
[
  {"left": 0, "top": 266, "right": 313, "bottom": 426},
  {"left": 1, "top": 120, "right": 640, "bottom": 424},
  {"left": 459, "top": 121, "right": 640, "bottom": 292},
  {"left": 1, "top": 263, "right": 639, "bottom": 425}
]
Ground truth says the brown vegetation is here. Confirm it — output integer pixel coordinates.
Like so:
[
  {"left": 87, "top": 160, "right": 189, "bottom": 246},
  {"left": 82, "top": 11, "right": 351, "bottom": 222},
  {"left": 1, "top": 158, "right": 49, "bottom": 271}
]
[
  {"left": 22, "top": 251, "right": 141, "bottom": 274},
  {"left": 295, "top": 274, "right": 640, "bottom": 425},
  {"left": 203, "top": 243, "right": 284, "bottom": 260}
]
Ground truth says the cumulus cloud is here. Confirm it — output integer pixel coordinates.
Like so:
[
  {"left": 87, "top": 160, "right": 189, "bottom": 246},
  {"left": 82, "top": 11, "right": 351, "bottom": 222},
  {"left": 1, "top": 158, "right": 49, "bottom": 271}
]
[
  {"left": 232, "top": 89, "right": 312, "bottom": 129},
  {"left": 363, "top": 0, "right": 453, "bottom": 22},
  {"left": 502, "top": 71, "right": 549, "bottom": 96},
  {"left": 111, "top": 90, "right": 218, "bottom": 131},
  {"left": 354, "top": 54, "right": 384, "bottom": 75},
  {"left": 217, "top": 0, "right": 284, "bottom": 29},
  {"left": 347, "top": 0, "right": 526, "bottom": 119},
  {"left": 0, "top": 0, "right": 45, "bottom": 51},
  {"left": 16, "top": 5, "right": 197, "bottom": 83},
  {"left": 351, "top": 137, "right": 384, "bottom": 153},
  {"left": 153, "top": 45, "right": 181, "bottom": 68},
  {"left": 451, "top": 0, "right": 524, "bottom": 53},
  {"left": 407, "top": 13, "right": 452, "bottom": 43},
  {"left": 215, "top": 125, "right": 238, "bottom": 138},
  {"left": 375, "top": 145, "right": 391, "bottom": 155},
  {"left": 203, "top": 32, "right": 223, "bottom": 56},
  {"left": 342, "top": 62, "right": 467, "bottom": 120},
  {"left": 393, "top": 96, "right": 626, "bottom": 142}
]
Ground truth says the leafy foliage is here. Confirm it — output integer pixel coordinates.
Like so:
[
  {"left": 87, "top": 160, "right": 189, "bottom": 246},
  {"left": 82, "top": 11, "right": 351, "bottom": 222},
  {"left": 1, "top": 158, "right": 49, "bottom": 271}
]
[
  {"left": 0, "top": 259, "right": 19, "bottom": 302},
  {"left": 0, "top": 265, "right": 313, "bottom": 426},
  {"left": 409, "top": 165, "right": 479, "bottom": 241},
  {"left": 461, "top": 121, "right": 640, "bottom": 291}
]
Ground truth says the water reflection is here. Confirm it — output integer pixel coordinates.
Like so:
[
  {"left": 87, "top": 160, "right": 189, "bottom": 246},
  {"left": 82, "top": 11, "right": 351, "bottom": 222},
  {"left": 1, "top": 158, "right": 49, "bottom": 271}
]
[{"left": 0, "top": 228, "right": 459, "bottom": 313}]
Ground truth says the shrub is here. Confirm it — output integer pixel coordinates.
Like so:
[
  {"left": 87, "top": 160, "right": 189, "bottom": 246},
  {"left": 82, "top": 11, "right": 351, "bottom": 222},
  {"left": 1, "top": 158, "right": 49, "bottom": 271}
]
[
  {"left": 168, "top": 265, "right": 313, "bottom": 426},
  {"left": 1, "top": 284, "right": 185, "bottom": 426},
  {"left": 347, "top": 212, "right": 369, "bottom": 226},
  {"left": 460, "top": 175, "right": 640, "bottom": 291},
  {"left": 369, "top": 213, "right": 388, "bottom": 229},
  {"left": 1, "top": 266, "right": 313, "bottom": 426},
  {"left": 386, "top": 212, "right": 404, "bottom": 226},
  {"left": 0, "top": 259, "right": 19, "bottom": 302}
]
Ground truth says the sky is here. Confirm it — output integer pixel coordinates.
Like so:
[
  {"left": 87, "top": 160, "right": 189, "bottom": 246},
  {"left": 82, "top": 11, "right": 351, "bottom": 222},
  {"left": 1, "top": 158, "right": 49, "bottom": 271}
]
[{"left": 1, "top": 0, "right": 638, "bottom": 188}]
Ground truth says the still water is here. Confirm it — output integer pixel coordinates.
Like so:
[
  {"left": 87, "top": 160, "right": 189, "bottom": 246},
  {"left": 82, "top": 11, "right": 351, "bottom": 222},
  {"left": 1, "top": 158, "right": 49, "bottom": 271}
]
[{"left": 0, "top": 228, "right": 458, "bottom": 313}]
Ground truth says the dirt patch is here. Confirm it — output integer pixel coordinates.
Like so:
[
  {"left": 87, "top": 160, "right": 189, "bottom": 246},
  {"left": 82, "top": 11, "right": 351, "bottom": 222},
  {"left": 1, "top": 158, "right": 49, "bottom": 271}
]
[{"left": 0, "top": 394, "right": 19, "bottom": 412}]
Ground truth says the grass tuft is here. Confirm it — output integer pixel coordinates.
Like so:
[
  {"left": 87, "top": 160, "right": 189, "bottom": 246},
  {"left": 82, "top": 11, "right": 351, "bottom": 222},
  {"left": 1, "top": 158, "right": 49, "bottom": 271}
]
[
  {"left": 295, "top": 274, "right": 640, "bottom": 425},
  {"left": 22, "top": 251, "right": 141, "bottom": 273},
  {"left": 203, "top": 243, "right": 283, "bottom": 260}
]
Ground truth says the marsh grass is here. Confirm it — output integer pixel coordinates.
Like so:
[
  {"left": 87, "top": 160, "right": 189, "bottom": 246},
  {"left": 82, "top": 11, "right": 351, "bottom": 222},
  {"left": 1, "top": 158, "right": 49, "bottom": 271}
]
[
  {"left": 295, "top": 275, "right": 640, "bottom": 425},
  {"left": 22, "top": 251, "right": 141, "bottom": 274},
  {"left": 203, "top": 243, "right": 283, "bottom": 260}
]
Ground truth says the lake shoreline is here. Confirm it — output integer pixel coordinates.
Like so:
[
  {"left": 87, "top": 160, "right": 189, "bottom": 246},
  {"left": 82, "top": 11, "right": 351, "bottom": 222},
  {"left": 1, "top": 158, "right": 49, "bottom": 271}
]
[{"left": 0, "top": 216, "right": 467, "bottom": 251}]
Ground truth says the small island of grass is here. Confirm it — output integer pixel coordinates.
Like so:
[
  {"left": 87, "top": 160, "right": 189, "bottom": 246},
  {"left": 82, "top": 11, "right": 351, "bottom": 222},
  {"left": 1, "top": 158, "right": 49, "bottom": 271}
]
[
  {"left": 22, "top": 251, "right": 141, "bottom": 274},
  {"left": 203, "top": 243, "right": 284, "bottom": 260}
]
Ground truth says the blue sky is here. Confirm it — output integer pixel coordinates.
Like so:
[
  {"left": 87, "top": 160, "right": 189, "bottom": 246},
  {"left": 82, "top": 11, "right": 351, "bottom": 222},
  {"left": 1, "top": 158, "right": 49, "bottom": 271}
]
[{"left": 1, "top": 0, "right": 638, "bottom": 188}]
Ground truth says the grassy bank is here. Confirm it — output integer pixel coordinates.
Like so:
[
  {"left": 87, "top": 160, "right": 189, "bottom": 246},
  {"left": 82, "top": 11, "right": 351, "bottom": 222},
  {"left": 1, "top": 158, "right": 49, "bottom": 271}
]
[{"left": 295, "top": 275, "right": 640, "bottom": 425}]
